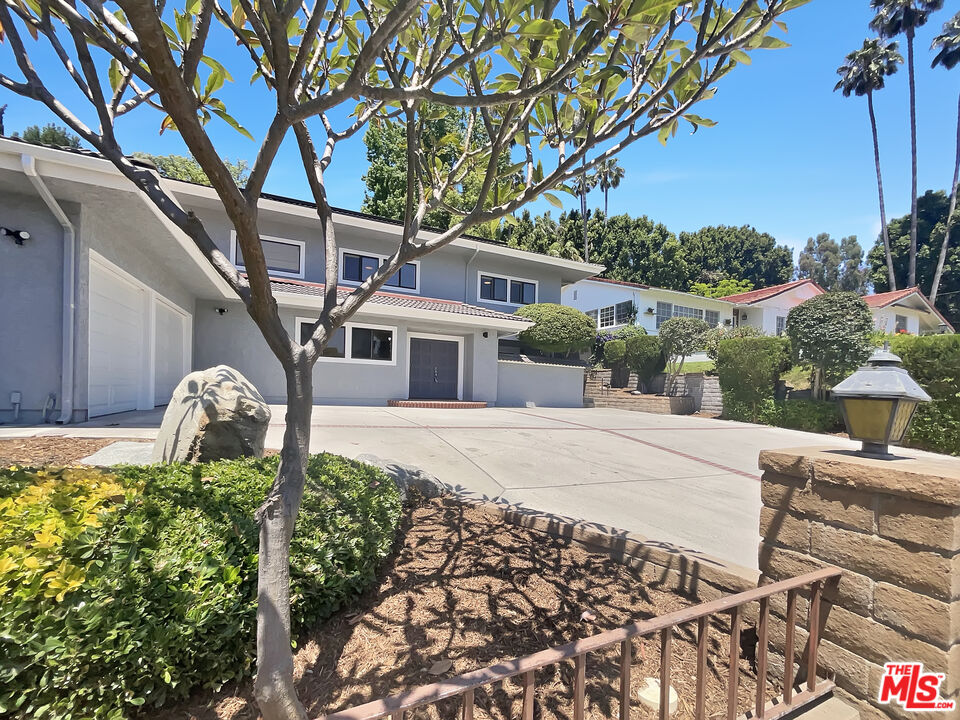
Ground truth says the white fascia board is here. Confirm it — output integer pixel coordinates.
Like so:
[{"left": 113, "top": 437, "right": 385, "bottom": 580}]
[
  {"left": 578, "top": 278, "right": 735, "bottom": 306},
  {"left": 272, "top": 291, "right": 532, "bottom": 331}
]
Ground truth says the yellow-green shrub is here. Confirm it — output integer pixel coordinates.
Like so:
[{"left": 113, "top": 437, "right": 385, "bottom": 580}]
[{"left": 0, "top": 455, "right": 401, "bottom": 719}]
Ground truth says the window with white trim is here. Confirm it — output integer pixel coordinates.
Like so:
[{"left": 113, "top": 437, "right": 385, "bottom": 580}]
[
  {"left": 341, "top": 250, "right": 419, "bottom": 292},
  {"left": 232, "top": 233, "right": 304, "bottom": 278},
  {"left": 296, "top": 318, "right": 395, "bottom": 364},
  {"left": 673, "top": 304, "right": 705, "bottom": 320},
  {"left": 586, "top": 309, "right": 598, "bottom": 325},
  {"left": 705, "top": 310, "right": 720, "bottom": 327},
  {"left": 895, "top": 314, "right": 908, "bottom": 333},
  {"left": 776, "top": 315, "right": 787, "bottom": 336},
  {"left": 599, "top": 306, "right": 616, "bottom": 328},
  {"left": 656, "top": 301, "right": 708, "bottom": 329},
  {"left": 615, "top": 301, "right": 635, "bottom": 325},
  {"left": 656, "top": 301, "right": 672, "bottom": 329},
  {"left": 478, "top": 273, "right": 537, "bottom": 305}
]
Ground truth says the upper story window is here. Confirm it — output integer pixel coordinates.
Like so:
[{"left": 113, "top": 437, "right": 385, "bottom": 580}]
[
  {"left": 296, "top": 317, "right": 396, "bottom": 364},
  {"left": 341, "top": 249, "right": 419, "bottom": 292},
  {"left": 231, "top": 232, "right": 305, "bottom": 279},
  {"left": 478, "top": 272, "right": 538, "bottom": 306}
]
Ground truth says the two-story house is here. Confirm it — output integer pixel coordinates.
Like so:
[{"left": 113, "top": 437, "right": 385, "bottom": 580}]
[{"left": 0, "top": 137, "right": 600, "bottom": 423}]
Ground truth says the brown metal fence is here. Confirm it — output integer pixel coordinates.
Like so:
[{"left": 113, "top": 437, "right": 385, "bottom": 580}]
[{"left": 322, "top": 566, "right": 841, "bottom": 720}]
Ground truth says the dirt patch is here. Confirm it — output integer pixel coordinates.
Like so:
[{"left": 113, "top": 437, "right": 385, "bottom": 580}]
[
  {"left": 0, "top": 436, "right": 149, "bottom": 466},
  {"left": 160, "top": 499, "right": 770, "bottom": 720}
]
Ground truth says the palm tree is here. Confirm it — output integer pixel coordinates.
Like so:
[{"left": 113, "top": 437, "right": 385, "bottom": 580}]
[
  {"left": 870, "top": 0, "right": 945, "bottom": 288},
  {"left": 571, "top": 157, "right": 596, "bottom": 262},
  {"left": 930, "top": 11, "right": 960, "bottom": 305},
  {"left": 835, "top": 38, "right": 903, "bottom": 290},
  {"left": 596, "top": 159, "right": 625, "bottom": 220}
]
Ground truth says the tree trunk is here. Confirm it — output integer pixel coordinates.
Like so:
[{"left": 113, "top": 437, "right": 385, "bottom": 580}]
[
  {"left": 868, "top": 92, "right": 897, "bottom": 290},
  {"left": 907, "top": 27, "right": 919, "bottom": 289},
  {"left": 931, "top": 92, "right": 960, "bottom": 306},
  {"left": 604, "top": 186, "right": 609, "bottom": 222},
  {"left": 580, "top": 182, "right": 589, "bottom": 263},
  {"left": 253, "top": 357, "right": 313, "bottom": 720}
]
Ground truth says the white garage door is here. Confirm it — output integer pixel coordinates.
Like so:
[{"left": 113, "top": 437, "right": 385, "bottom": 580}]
[
  {"left": 88, "top": 260, "right": 143, "bottom": 417},
  {"left": 154, "top": 300, "right": 188, "bottom": 406}
]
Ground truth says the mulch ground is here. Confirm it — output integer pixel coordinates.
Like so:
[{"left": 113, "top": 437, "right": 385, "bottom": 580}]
[
  {"left": 0, "top": 436, "right": 146, "bottom": 466},
  {"left": 160, "top": 499, "right": 770, "bottom": 720}
]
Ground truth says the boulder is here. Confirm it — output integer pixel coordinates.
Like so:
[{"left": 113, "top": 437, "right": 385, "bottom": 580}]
[
  {"left": 152, "top": 365, "right": 271, "bottom": 463},
  {"left": 355, "top": 453, "right": 448, "bottom": 500}
]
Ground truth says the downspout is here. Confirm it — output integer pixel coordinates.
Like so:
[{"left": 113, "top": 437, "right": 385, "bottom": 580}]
[
  {"left": 22, "top": 154, "right": 76, "bottom": 424},
  {"left": 464, "top": 242, "right": 480, "bottom": 303}
]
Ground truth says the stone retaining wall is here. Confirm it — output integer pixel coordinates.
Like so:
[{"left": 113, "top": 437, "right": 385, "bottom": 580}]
[{"left": 759, "top": 447, "right": 960, "bottom": 720}]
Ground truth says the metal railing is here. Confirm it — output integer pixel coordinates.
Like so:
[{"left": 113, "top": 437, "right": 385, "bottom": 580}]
[{"left": 322, "top": 566, "right": 842, "bottom": 720}]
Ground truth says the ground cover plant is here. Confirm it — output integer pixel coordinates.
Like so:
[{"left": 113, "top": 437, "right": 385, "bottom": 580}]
[{"left": 0, "top": 455, "right": 401, "bottom": 720}]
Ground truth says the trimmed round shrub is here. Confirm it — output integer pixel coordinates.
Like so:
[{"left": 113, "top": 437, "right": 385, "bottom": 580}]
[
  {"left": 625, "top": 335, "right": 665, "bottom": 388},
  {"left": 703, "top": 324, "right": 762, "bottom": 361},
  {"left": 612, "top": 324, "right": 647, "bottom": 341},
  {"left": 603, "top": 339, "right": 626, "bottom": 368},
  {"left": 0, "top": 455, "right": 401, "bottom": 719},
  {"left": 786, "top": 293, "right": 873, "bottom": 395},
  {"left": 717, "top": 336, "right": 791, "bottom": 421},
  {"left": 890, "top": 334, "right": 960, "bottom": 456},
  {"left": 515, "top": 303, "right": 595, "bottom": 353}
]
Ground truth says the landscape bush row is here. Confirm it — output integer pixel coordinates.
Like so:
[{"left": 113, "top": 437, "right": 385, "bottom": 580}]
[{"left": 0, "top": 454, "right": 402, "bottom": 719}]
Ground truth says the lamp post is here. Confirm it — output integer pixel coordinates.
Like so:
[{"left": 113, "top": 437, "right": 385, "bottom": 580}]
[{"left": 832, "top": 346, "right": 931, "bottom": 457}]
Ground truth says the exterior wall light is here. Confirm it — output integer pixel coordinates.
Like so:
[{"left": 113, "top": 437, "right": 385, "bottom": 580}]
[
  {"left": 832, "top": 345, "right": 930, "bottom": 457},
  {"left": 1, "top": 227, "right": 31, "bottom": 245}
]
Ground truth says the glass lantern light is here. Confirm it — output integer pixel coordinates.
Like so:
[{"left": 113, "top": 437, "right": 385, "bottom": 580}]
[{"left": 831, "top": 346, "right": 931, "bottom": 457}]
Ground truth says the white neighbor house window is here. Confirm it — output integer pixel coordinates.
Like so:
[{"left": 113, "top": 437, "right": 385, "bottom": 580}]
[
  {"left": 705, "top": 310, "right": 720, "bottom": 327},
  {"left": 296, "top": 318, "right": 396, "bottom": 364},
  {"left": 599, "top": 306, "right": 616, "bottom": 328},
  {"left": 231, "top": 232, "right": 305, "bottom": 279},
  {"left": 895, "top": 314, "right": 908, "bottom": 333},
  {"left": 776, "top": 316, "right": 787, "bottom": 336},
  {"left": 656, "top": 301, "right": 705, "bottom": 328}
]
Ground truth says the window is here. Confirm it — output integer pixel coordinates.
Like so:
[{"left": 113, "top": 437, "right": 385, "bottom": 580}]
[
  {"left": 586, "top": 309, "right": 598, "bottom": 325},
  {"left": 478, "top": 273, "right": 537, "bottom": 305},
  {"left": 295, "top": 318, "right": 395, "bottom": 364},
  {"left": 673, "top": 304, "right": 704, "bottom": 320},
  {"left": 342, "top": 250, "right": 419, "bottom": 292},
  {"left": 599, "top": 306, "right": 616, "bottom": 328},
  {"left": 895, "top": 314, "right": 909, "bottom": 333},
  {"left": 231, "top": 233, "right": 304, "bottom": 278},
  {"left": 656, "top": 302, "right": 672, "bottom": 329},
  {"left": 776, "top": 316, "right": 787, "bottom": 336},
  {"left": 615, "top": 301, "right": 635, "bottom": 325},
  {"left": 705, "top": 310, "right": 720, "bottom": 327}
]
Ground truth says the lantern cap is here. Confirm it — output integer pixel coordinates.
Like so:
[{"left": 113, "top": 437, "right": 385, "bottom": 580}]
[{"left": 831, "top": 347, "right": 931, "bottom": 403}]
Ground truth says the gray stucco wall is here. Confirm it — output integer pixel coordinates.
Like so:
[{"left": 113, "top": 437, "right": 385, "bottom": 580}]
[
  {"left": 496, "top": 362, "right": 585, "bottom": 408},
  {"left": 194, "top": 299, "right": 501, "bottom": 404},
  {"left": 0, "top": 191, "right": 77, "bottom": 423}
]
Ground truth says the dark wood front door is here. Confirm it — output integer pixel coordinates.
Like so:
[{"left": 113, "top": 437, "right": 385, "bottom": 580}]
[{"left": 409, "top": 338, "right": 459, "bottom": 399}]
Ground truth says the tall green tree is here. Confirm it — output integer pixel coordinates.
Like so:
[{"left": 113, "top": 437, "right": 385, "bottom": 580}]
[
  {"left": 596, "top": 158, "right": 625, "bottom": 220},
  {"left": 795, "top": 233, "right": 867, "bottom": 292},
  {"left": 594, "top": 214, "right": 689, "bottom": 289},
  {"left": 13, "top": 123, "right": 81, "bottom": 147},
  {"left": 678, "top": 225, "right": 794, "bottom": 289},
  {"left": 930, "top": 11, "right": 960, "bottom": 305},
  {"left": 690, "top": 278, "right": 754, "bottom": 298},
  {"left": 133, "top": 152, "right": 250, "bottom": 186},
  {"left": 0, "top": 0, "right": 807, "bottom": 712},
  {"left": 868, "top": 189, "right": 960, "bottom": 327},
  {"left": 839, "top": 235, "right": 869, "bottom": 293},
  {"left": 870, "top": 0, "right": 945, "bottom": 287},
  {"left": 835, "top": 38, "right": 903, "bottom": 289},
  {"left": 570, "top": 158, "right": 597, "bottom": 261},
  {"left": 499, "top": 210, "right": 583, "bottom": 261}
]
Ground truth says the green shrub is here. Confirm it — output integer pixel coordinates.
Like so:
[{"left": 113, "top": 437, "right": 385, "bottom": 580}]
[
  {"left": 890, "top": 334, "right": 960, "bottom": 456},
  {"left": 786, "top": 293, "right": 873, "bottom": 398},
  {"left": 658, "top": 316, "right": 710, "bottom": 392},
  {"left": 703, "top": 324, "right": 763, "bottom": 361},
  {"left": 603, "top": 339, "right": 626, "bottom": 368},
  {"left": 717, "top": 336, "right": 791, "bottom": 421},
  {"left": 515, "top": 303, "right": 595, "bottom": 354},
  {"left": 721, "top": 395, "right": 842, "bottom": 433},
  {"left": 0, "top": 455, "right": 401, "bottom": 719},
  {"left": 625, "top": 335, "right": 665, "bottom": 391},
  {"left": 612, "top": 324, "right": 647, "bottom": 341}
]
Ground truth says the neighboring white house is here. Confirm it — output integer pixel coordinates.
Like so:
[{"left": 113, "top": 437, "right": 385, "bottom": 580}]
[
  {"left": 864, "top": 287, "right": 955, "bottom": 335},
  {"left": 718, "top": 278, "right": 825, "bottom": 335},
  {"left": 561, "top": 277, "right": 734, "bottom": 333}
]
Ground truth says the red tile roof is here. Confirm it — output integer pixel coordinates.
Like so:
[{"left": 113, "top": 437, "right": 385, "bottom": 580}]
[
  {"left": 269, "top": 277, "right": 532, "bottom": 323},
  {"left": 719, "top": 279, "right": 825, "bottom": 304},
  {"left": 863, "top": 287, "right": 922, "bottom": 308}
]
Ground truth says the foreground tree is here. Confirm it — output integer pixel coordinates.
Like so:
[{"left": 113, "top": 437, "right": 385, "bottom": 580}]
[
  {"left": 0, "top": 0, "right": 808, "bottom": 716},
  {"left": 835, "top": 38, "right": 902, "bottom": 289},
  {"left": 870, "top": 0, "right": 945, "bottom": 287},
  {"left": 930, "top": 11, "right": 960, "bottom": 305}
]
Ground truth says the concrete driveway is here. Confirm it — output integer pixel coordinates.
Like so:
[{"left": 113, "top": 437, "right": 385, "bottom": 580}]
[{"left": 6, "top": 406, "right": 859, "bottom": 569}]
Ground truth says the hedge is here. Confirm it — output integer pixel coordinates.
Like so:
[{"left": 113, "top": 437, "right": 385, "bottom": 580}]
[
  {"left": 890, "top": 334, "right": 960, "bottom": 456},
  {"left": 515, "top": 303, "right": 595, "bottom": 353},
  {"left": 716, "top": 336, "right": 791, "bottom": 421},
  {"left": 722, "top": 397, "right": 843, "bottom": 433},
  {"left": 625, "top": 335, "right": 665, "bottom": 388},
  {"left": 0, "top": 454, "right": 402, "bottom": 719}
]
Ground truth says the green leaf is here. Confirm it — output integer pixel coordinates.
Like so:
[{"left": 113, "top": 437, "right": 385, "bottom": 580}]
[
  {"left": 542, "top": 192, "right": 563, "bottom": 208},
  {"left": 108, "top": 59, "right": 122, "bottom": 93},
  {"left": 517, "top": 18, "right": 555, "bottom": 38},
  {"left": 208, "top": 107, "right": 254, "bottom": 140}
]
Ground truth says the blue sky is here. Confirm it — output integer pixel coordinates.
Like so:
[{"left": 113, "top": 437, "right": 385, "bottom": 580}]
[{"left": 2, "top": 0, "right": 958, "bottom": 259}]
